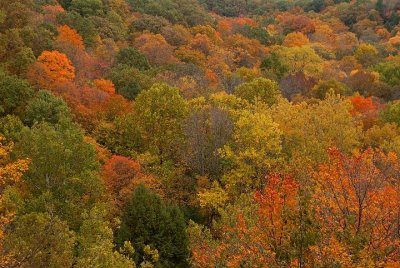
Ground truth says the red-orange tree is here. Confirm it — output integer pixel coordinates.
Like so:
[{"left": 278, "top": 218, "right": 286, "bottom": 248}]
[
  {"left": 349, "top": 95, "right": 381, "bottom": 129},
  {"left": 102, "top": 155, "right": 140, "bottom": 212},
  {"left": 29, "top": 50, "right": 75, "bottom": 89},
  {"left": 312, "top": 148, "right": 400, "bottom": 266}
]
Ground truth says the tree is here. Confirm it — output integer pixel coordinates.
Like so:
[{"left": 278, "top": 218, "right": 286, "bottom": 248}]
[
  {"left": 283, "top": 32, "right": 309, "bottom": 47},
  {"left": 134, "top": 33, "right": 178, "bottom": 66},
  {"left": 309, "top": 79, "right": 350, "bottom": 99},
  {"left": 115, "top": 47, "right": 150, "bottom": 71},
  {"left": 0, "top": 115, "right": 26, "bottom": 142},
  {"left": 94, "top": 113, "right": 143, "bottom": 156},
  {"left": 235, "top": 25, "right": 273, "bottom": 46},
  {"left": 56, "top": 10, "right": 97, "bottom": 47},
  {"left": 373, "top": 61, "right": 400, "bottom": 86},
  {"left": 184, "top": 101, "right": 234, "bottom": 178},
  {"left": 191, "top": 173, "right": 301, "bottom": 267},
  {"left": 0, "top": 0, "right": 34, "bottom": 30},
  {"left": 127, "top": 0, "right": 211, "bottom": 26},
  {"left": 29, "top": 50, "right": 75, "bottom": 89},
  {"left": 380, "top": 100, "right": 400, "bottom": 125},
  {"left": 363, "top": 123, "right": 400, "bottom": 155},
  {"left": 94, "top": 79, "right": 116, "bottom": 94},
  {"left": 349, "top": 95, "right": 380, "bottom": 129},
  {"left": 70, "top": 0, "right": 104, "bottom": 17},
  {"left": 135, "top": 83, "right": 188, "bottom": 162},
  {"left": 7, "top": 47, "right": 35, "bottom": 76},
  {"left": 260, "top": 52, "right": 289, "bottom": 80},
  {"left": 2, "top": 212, "right": 76, "bottom": 268},
  {"left": 15, "top": 122, "right": 103, "bottom": 230},
  {"left": 354, "top": 43, "right": 379, "bottom": 67},
  {"left": 276, "top": 46, "right": 323, "bottom": 77},
  {"left": 0, "top": 69, "right": 34, "bottom": 116},
  {"left": 271, "top": 97, "right": 361, "bottom": 165},
  {"left": 0, "top": 136, "right": 30, "bottom": 265},
  {"left": 345, "top": 70, "right": 383, "bottom": 97},
  {"left": 175, "top": 46, "right": 207, "bottom": 67},
  {"left": 91, "top": 12, "right": 128, "bottom": 41},
  {"left": 76, "top": 207, "right": 135, "bottom": 268},
  {"left": 200, "top": 0, "right": 250, "bottom": 17},
  {"left": 43, "top": 4, "right": 65, "bottom": 24},
  {"left": 279, "top": 72, "right": 317, "bottom": 100},
  {"left": 161, "top": 24, "right": 191, "bottom": 46},
  {"left": 24, "top": 90, "right": 72, "bottom": 126},
  {"left": 102, "top": 155, "right": 141, "bottom": 213},
  {"left": 117, "top": 185, "right": 189, "bottom": 267},
  {"left": 234, "top": 78, "right": 281, "bottom": 106},
  {"left": 224, "top": 34, "right": 267, "bottom": 68},
  {"left": 276, "top": 13, "right": 316, "bottom": 34},
  {"left": 56, "top": 25, "right": 85, "bottom": 50},
  {"left": 219, "top": 110, "right": 282, "bottom": 196},
  {"left": 312, "top": 148, "right": 400, "bottom": 266},
  {"left": 129, "top": 14, "right": 170, "bottom": 34},
  {"left": 108, "top": 64, "right": 154, "bottom": 100}
]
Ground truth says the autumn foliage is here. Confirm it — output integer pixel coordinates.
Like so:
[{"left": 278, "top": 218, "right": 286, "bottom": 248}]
[
  {"left": 349, "top": 95, "right": 381, "bottom": 128},
  {"left": 2, "top": 0, "right": 400, "bottom": 266},
  {"left": 102, "top": 155, "right": 141, "bottom": 208},
  {"left": 56, "top": 25, "right": 85, "bottom": 50},
  {"left": 0, "top": 137, "right": 30, "bottom": 265},
  {"left": 312, "top": 148, "right": 400, "bottom": 266},
  {"left": 94, "top": 79, "right": 116, "bottom": 94},
  {"left": 29, "top": 51, "right": 75, "bottom": 89}
]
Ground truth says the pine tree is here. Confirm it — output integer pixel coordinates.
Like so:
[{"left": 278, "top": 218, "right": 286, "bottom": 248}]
[{"left": 117, "top": 185, "right": 189, "bottom": 267}]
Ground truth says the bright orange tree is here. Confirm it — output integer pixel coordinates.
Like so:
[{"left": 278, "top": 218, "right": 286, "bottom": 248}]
[
  {"left": 349, "top": 95, "right": 381, "bottom": 129},
  {"left": 56, "top": 25, "right": 85, "bottom": 50},
  {"left": 29, "top": 50, "right": 75, "bottom": 89},
  {"left": 312, "top": 148, "right": 400, "bottom": 266}
]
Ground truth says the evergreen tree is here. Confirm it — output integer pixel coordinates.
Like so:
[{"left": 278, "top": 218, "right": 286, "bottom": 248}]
[{"left": 117, "top": 185, "right": 189, "bottom": 267}]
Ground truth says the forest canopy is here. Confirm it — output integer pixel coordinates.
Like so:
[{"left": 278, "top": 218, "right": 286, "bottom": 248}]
[{"left": 1, "top": 0, "right": 400, "bottom": 267}]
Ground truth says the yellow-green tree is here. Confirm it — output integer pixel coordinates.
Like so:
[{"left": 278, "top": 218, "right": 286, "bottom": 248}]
[
  {"left": 234, "top": 78, "right": 282, "bottom": 106},
  {"left": 271, "top": 96, "right": 361, "bottom": 167},
  {"left": 276, "top": 46, "right": 323, "bottom": 77},
  {"left": 354, "top": 43, "right": 379, "bottom": 67},
  {"left": 219, "top": 110, "right": 282, "bottom": 196},
  {"left": 135, "top": 83, "right": 188, "bottom": 162}
]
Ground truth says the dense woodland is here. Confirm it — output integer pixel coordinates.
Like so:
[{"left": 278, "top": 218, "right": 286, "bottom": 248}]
[{"left": 1, "top": 0, "right": 400, "bottom": 267}]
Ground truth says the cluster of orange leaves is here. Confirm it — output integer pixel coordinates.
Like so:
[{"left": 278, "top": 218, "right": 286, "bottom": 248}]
[
  {"left": 312, "top": 148, "right": 400, "bottom": 266},
  {"left": 56, "top": 25, "right": 85, "bottom": 50},
  {"left": 349, "top": 95, "right": 381, "bottom": 128},
  {"left": 101, "top": 155, "right": 163, "bottom": 216},
  {"left": 0, "top": 137, "right": 30, "bottom": 265},
  {"left": 28, "top": 50, "right": 75, "bottom": 90}
]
